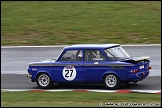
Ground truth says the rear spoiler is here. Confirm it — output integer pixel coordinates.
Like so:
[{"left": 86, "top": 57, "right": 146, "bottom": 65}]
[
  {"left": 121, "top": 56, "right": 150, "bottom": 64},
  {"left": 132, "top": 56, "right": 150, "bottom": 62}
]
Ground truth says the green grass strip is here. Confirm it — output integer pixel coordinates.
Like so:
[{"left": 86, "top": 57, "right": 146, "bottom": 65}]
[
  {"left": 1, "top": 91, "right": 161, "bottom": 107},
  {"left": 1, "top": 1, "right": 161, "bottom": 45}
]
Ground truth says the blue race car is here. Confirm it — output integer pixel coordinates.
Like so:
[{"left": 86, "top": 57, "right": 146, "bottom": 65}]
[{"left": 27, "top": 44, "right": 151, "bottom": 89}]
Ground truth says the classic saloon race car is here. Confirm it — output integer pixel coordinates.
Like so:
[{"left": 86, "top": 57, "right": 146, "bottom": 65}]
[{"left": 27, "top": 44, "right": 151, "bottom": 89}]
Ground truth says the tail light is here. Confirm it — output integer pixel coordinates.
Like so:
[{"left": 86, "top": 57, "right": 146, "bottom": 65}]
[
  {"left": 131, "top": 69, "right": 140, "bottom": 73},
  {"left": 148, "top": 66, "right": 152, "bottom": 70}
]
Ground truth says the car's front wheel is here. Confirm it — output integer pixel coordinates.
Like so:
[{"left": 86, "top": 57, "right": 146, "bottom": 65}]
[
  {"left": 103, "top": 74, "right": 121, "bottom": 90},
  {"left": 36, "top": 73, "right": 53, "bottom": 89}
]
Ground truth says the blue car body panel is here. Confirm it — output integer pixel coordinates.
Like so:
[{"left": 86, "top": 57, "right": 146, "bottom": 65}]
[{"left": 27, "top": 44, "right": 150, "bottom": 84}]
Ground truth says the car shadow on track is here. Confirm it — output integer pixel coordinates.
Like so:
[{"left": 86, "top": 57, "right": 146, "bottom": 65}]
[
  {"left": 31, "top": 76, "right": 161, "bottom": 90},
  {"left": 31, "top": 83, "right": 149, "bottom": 90}
]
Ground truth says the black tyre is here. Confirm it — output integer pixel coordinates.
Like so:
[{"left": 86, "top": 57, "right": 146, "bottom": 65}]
[
  {"left": 103, "top": 74, "right": 121, "bottom": 90},
  {"left": 36, "top": 73, "right": 53, "bottom": 89}
]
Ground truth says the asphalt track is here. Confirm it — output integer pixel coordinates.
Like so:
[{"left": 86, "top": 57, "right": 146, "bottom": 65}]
[
  {"left": 1, "top": 74, "right": 161, "bottom": 90},
  {"left": 1, "top": 45, "right": 161, "bottom": 90}
]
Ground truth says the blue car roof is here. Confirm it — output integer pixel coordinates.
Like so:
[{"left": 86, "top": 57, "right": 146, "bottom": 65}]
[{"left": 64, "top": 44, "right": 120, "bottom": 50}]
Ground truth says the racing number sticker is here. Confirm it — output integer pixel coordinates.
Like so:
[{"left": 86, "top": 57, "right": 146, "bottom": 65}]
[{"left": 62, "top": 66, "right": 76, "bottom": 81}]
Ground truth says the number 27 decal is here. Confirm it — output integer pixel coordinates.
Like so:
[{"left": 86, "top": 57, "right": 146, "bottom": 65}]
[
  {"left": 65, "top": 70, "right": 73, "bottom": 77},
  {"left": 63, "top": 66, "right": 76, "bottom": 81}
]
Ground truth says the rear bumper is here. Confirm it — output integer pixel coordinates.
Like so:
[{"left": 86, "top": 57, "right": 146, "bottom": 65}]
[{"left": 128, "top": 71, "right": 149, "bottom": 82}]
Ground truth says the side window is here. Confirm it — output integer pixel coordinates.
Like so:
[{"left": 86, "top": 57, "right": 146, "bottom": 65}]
[
  {"left": 60, "top": 50, "right": 82, "bottom": 61},
  {"left": 84, "top": 50, "right": 106, "bottom": 61}
]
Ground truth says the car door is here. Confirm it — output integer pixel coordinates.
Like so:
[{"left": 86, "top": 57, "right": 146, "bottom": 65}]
[
  {"left": 54, "top": 49, "right": 84, "bottom": 83},
  {"left": 83, "top": 49, "right": 110, "bottom": 83}
]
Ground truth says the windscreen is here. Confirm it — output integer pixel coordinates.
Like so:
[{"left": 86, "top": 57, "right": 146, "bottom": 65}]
[{"left": 104, "top": 46, "right": 130, "bottom": 61}]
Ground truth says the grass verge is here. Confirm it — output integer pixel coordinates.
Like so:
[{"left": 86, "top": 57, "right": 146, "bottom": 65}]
[
  {"left": 1, "top": 91, "right": 161, "bottom": 107},
  {"left": 1, "top": 1, "right": 161, "bottom": 45}
]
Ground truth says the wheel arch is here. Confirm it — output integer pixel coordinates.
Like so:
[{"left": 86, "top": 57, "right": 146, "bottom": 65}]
[{"left": 36, "top": 71, "right": 52, "bottom": 80}]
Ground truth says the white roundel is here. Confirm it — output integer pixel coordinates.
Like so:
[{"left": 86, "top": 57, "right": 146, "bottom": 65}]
[{"left": 62, "top": 66, "right": 76, "bottom": 81}]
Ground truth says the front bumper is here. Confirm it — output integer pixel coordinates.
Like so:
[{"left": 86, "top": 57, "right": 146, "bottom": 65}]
[{"left": 27, "top": 73, "right": 32, "bottom": 78}]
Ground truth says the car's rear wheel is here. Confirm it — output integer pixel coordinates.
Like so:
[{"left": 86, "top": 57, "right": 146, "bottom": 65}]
[
  {"left": 36, "top": 73, "right": 53, "bottom": 89},
  {"left": 103, "top": 74, "right": 120, "bottom": 90}
]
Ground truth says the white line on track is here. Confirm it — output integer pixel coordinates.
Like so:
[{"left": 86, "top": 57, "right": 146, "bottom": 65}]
[
  {"left": 1, "top": 89, "right": 161, "bottom": 94},
  {"left": 1, "top": 45, "right": 67, "bottom": 48},
  {"left": 1, "top": 44, "right": 161, "bottom": 48}
]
